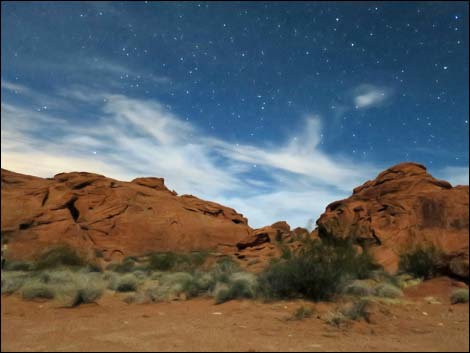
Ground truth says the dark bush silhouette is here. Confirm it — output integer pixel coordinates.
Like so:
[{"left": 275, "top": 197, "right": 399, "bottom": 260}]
[
  {"left": 398, "top": 244, "right": 444, "bottom": 279},
  {"left": 260, "top": 239, "right": 379, "bottom": 301}
]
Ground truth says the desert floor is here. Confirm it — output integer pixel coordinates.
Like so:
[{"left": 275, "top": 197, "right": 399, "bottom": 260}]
[{"left": 1, "top": 277, "right": 468, "bottom": 352}]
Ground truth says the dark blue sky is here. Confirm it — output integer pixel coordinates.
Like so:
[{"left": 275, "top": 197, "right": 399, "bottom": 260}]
[{"left": 1, "top": 1, "right": 468, "bottom": 227}]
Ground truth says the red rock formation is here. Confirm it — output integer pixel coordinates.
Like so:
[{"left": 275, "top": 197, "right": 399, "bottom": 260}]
[
  {"left": 316, "top": 162, "right": 469, "bottom": 278},
  {"left": 1, "top": 169, "right": 251, "bottom": 262}
]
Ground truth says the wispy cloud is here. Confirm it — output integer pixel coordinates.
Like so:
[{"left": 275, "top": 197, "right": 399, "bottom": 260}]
[
  {"left": 3, "top": 80, "right": 464, "bottom": 228},
  {"left": 353, "top": 84, "right": 391, "bottom": 109},
  {"left": 1, "top": 82, "right": 384, "bottom": 227},
  {"left": 1, "top": 79, "right": 30, "bottom": 94},
  {"left": 436, "top": 166, "right": 469, "bottom": 186}
]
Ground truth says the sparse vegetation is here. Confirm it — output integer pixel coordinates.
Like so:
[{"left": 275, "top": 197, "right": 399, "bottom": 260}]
[
  {"left": 260, "top": 239, "right": 379, "bottom": 301},
  {"left": 112, "top": 274, "right": 139, "bottom": 292},
  {"left": 213, "top": 272, "right": 259, "bottom": 304},
  {"left": 3, "top": 260, "right": 35, "bottom": 271},
  {"left": 20, "top": 279, "right": 55, "bottom": 300},
  {"left": 1, "top": 271, "right": 29, "bottom": 295},
  {"left": 398, "top": 244, "right": 444, "bottom": 279},
  {"left": 343, "top": 279, "right": 375, "bottom": 297},
  {"left": 35, "top": 245, "right": 86, "bottom": 270},
  {"left": 374, "top": 283, "right": 403, "bottom": 298},
  {"left": 341, "top": 299, "right": 372, "bottom": 322},
  {"left": 325, "top": 299, "right": 372, "bottom": 327},
  {"left": 450, "top": 288, "right": 469, "bottom": 304},
  {"left": 147, "top": 251, "right": 209, "bottom": 272},
  {"left": 292, "top": 305, "right": 314, "bottom": 320}
]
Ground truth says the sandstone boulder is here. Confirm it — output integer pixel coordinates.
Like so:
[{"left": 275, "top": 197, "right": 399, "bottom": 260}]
[
  {"left": 1, "top": 169, "right": 251, "bottom": 262},
  {"left": 316, "top": 162, "right": 469, "bottom": 279}
]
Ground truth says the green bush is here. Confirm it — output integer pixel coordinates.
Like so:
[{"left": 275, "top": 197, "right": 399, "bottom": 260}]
[
  {"left": 3, "top": 260, "right": 35, "bottom": 271},
  {"left": 148, "top": 252, "right": 180, "bottom": 271},
  {"left": 35, "top": 245, "right": 86, "bottom": 270},
  {"left": 398, "top": 244, "right": 444, "bottom": 279},
  {"left": 109, "top": 257, "right": 137, "bottom": 273},
  {"left": 260, "top": 239, "right": 378, "bottom": 301},
  {"left": 147, "top": 251, "right": 209, "bottom": 272},
  {"left": 280, "top": 246, "right": 292, "bottom": 260},
  {"left": 450, "top": 288, "right": 469, "bottom": 304}
]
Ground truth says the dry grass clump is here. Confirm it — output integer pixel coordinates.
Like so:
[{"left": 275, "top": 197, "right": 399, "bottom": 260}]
[
  {"left": 291, "top": 305, "right": 314, "bottom": 320},
  {"left": 450, "top": 288, "right": 469, "bottom": 304},
  {"left": 4, "top": 270, "right": 104, "bottom": 306},
  {"left": 1, "top": 271, "right": 29, "bottom": 295},
  {"left": 373, "top": 283, "right": 403, "bottom": 298},
  {"left": 324, "top": 299, "right": 372, "bottom": 327}
]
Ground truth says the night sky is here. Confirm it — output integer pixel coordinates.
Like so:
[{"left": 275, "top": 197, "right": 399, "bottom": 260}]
[{"left": 1, "top": 1, "right": 469, "bottom": 228}]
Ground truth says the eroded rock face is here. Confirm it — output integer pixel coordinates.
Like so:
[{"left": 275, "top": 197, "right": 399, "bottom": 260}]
[
  {"left": 1, "top": 169, "right": 251, "bottom": 262},
  {"left": 316, "top": 162, "right": 469, "bottom": 278}
]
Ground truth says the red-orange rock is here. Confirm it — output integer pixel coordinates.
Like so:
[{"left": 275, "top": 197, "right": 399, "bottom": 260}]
[
  {"left": 1, "top": 169, "right": 251, "bottom": 262},
  {"left": 316, "top": 162, "right": 469, "bottom": 279}
]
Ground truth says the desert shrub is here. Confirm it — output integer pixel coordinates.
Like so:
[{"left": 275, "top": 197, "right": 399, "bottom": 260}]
[
  {"left": 324, "top": 311, "right": 347, "bottom": 327},
  {"left": 1, "top": 271, "right": 29, "bottom": 295},
  {"left": 148, "top": 252, "right": 178, "bottom": 271},
  {"left": 450, "top": 288, "right": 469, "bottom": 304},
  {"left": 343, "top": 280, "right": 375, "bottom": 297},
  {"left": 132, "top": 270, "right": 148, "bottom": 280},
  {"left": 341, "top": 299, "right": 371, "bottom": 322},
  {"left": 38, "top": 269, "right": 76, "bottom": 285},
  {"left": 208, "top": 257, "right": 239, "bottom": 285},
  {"left": 247, "top": 259, "right": 260, "bottom": 266},
  {"left": 113, "top": 274, "right": 139, "bottom": 292},
  {"left": 280, "top": 245, "right": 292, "bottom": 260},
  {"left": 395, "top": 274, "right": 422, "bottom": 289},
  {"left": 145, "top": 272, "right": 199, "bottom": 301},
  {"left": 123, "top": 292, "right": 150, "bottom": 304},
  {"left": 35, "top": 245, "right": 86, "bottom": 270},
  {"left": 292, "top": 306, "right": 314, "bottom": 320},
  {"left": 67, "top": 282, "right": 103, "bottom": 306},
  {"left": 147, "top": 251, "right": 209, "bottom": 272},
  {"left": 3, "top": 260, "right": 35, "bottom": 271},
  {"left": 212, "top": 272, "right": 259, "bottom": 304},
  {"left": 94, "top": 249, "right": 104, "bottom": 258},
  {"left": 20, "top": 279, "right": 55, "bottom": 300},
  {"left": 260, "top": 239, "right": 378, "bottom": 301},
  {"left": 107, "top": 257, "right": 136, "bottom": 273},
  {"left": 58, "top": 276, "right": 104, "bottom": 307},
  {"left": 398, "top": 244, "right": 444, "bottom": 279},
  {"left": 195, "top": 272, "right": 214, "bottom": 291},
  {"left": 374, "top": 283, "right": 403, "bottom": 298},
  {"left": 213, "top": 282, "right": 231, "bottom": 304}
]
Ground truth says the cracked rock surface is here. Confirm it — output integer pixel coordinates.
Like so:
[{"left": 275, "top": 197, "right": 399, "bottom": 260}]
[{"left": 1, "top": 169, "right": 251, "bottom": 262}]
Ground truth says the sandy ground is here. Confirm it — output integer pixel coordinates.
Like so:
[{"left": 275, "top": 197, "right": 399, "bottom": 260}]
[{"left": 1, "top": 277, "right": 468, "bottom": 352}]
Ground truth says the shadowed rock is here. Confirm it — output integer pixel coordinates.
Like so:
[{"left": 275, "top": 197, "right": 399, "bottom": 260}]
[{"left": 316, "top": 162, "right": 469, "bottom": 279}]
